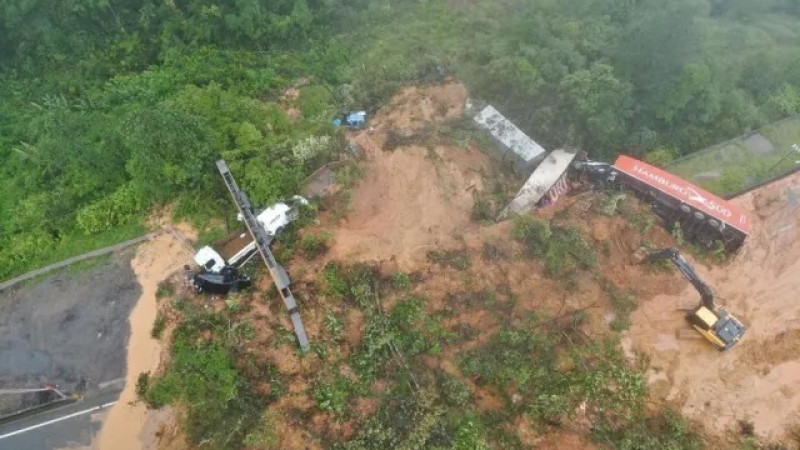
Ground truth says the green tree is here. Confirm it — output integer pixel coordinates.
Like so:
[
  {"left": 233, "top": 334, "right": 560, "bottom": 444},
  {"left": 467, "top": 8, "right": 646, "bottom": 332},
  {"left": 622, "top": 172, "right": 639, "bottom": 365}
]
[{"left": 560, "top": 63, "right": 633, "bottom": 156}]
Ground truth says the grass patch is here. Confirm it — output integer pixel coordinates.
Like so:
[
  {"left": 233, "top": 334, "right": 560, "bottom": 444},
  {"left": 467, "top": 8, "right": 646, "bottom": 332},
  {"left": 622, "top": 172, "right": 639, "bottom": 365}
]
[
  {"left": 460, "top": 317, "right": 701, "bottom": 449},
  {"left": 1, "top": 222, "right": 146, "bottom": 282},
  {"left": 427, "top": 249, "right": 471, "bottom": 271},
  {"left": 151, "top": 312, "right": 167, "bottom": 339},
  {"left": 143, "top": 307, "right": 272, "bottom": 448},
  {"left": 512, "top": 215, "right": 596, "bottom": 281},
  {"left": 300, "top": 231, "right": 331, "bottom": 259}
]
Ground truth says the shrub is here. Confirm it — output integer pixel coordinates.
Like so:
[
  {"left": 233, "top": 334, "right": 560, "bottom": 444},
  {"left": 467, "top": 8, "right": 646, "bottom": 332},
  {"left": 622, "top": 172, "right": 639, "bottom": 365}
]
[
  {"left": 545, "top": 227, "right": 596, "bottom": 276},
  {"left": 390, "top": 272, "right": 412, "bottom": 291},
  {"left": 242, "top": 411, "right": 279, "bottom": 449},
  {"left": 642, "top": 147, "right": 678, "bottom": 166},
  {"left": 292, "top": 135, "right": 332, "bottom": 163},
  {"left": 512, "top": 215, "right": 552, "bottom": 257},
  {"left": 314, "top": 376, "right": 352, "bottom": 415},
  {"left": 300, "top": 231, "right": 331, "bottom": 259},
  {"left": 325, "top": 313, "right": 343, "bottom": 340},
  {"left": 438, "top": 372, "right": 471, "bottom": 407},
  {"left": 155, "top": 280, "right": 175, "bottom": 299},
  {"left": 512, "top": 217, "right": 595, "bottom": 280},
  {"left": 136, "top": 372, "right": 150, "bottom": 400},
  {"left": 76, "top": 183, "right": 146, "bottom": 234},
  {"left": 599, "top": 192, "right": 627, "bottom": 216},
  {"left": 471, "top": 197, "right": 493, "bottom": 223},
  {"left": 151, "top": 312, "right": 167, "bottom": 339},
  {"left": 427, "top": 249, "right": 471, "bottom": 270}
]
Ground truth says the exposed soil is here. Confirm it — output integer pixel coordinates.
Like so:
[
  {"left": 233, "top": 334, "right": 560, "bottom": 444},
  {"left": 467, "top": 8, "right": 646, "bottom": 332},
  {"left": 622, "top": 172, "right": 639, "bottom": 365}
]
[
  {"left": 626, "top": 171, "right": 800, "bottom": 443},
  {"left": 277, "top": 81, "right": 681, "bottom": 448},
  {"left": 327, "top": 80, "right": 488, "bottom": 270},
  {"left": 129, "top": 79, "right": 800, "bottom": 449}
]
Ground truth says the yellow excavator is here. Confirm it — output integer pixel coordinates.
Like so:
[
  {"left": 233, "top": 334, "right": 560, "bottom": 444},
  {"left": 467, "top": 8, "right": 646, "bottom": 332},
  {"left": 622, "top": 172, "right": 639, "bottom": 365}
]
[{"left": 638, "top": 248, "right": 746, "bottom": 351}]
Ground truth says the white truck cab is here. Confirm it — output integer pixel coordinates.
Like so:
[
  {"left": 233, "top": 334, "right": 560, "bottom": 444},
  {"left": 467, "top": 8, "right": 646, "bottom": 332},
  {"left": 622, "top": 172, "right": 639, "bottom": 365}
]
[
  {"left": 194, "top": 246, "right": 227, "bottom": 273},
  {"left": 195, "top": 195, "right": 309, "bottom": 274}
]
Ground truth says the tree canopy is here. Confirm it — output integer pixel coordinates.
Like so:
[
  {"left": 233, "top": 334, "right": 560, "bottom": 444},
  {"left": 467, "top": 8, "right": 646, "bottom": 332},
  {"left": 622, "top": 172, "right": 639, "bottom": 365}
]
[{"left": 2, "top": 0, "right": 800, "bottom": 279}]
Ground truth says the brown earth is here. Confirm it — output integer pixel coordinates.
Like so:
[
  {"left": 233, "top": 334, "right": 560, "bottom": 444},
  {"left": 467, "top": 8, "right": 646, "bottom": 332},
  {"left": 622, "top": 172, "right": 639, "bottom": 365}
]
[
  {"left": 287, "top": 81, "right": 681, "bottom": 448},
  {"left": 130, "top": 79, "right": 800, "bottom": 449},
  {"left": 625, "top": 172, "right": 800, "bottom": 443},
  {"left": 310, "top": 80, "right": 800, "bottom": 446},
  {"left": 326, "top": 80, "right": 488, "bottom": 270}
]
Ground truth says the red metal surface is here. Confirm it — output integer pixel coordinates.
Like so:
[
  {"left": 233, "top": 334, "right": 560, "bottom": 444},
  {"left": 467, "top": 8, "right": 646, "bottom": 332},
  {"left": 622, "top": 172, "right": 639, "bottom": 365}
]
[{"left": 614, "top": 155, "right": 750, "bottom": 233}]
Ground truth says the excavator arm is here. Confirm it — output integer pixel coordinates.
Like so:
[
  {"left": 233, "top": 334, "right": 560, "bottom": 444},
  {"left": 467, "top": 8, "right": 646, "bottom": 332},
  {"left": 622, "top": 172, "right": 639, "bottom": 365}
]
[
  {"left": 643, "top": 248, "right": 716, "bottom": 310},
  {"left": 637, "top": 247, "right": 745, "bottom": 350}
]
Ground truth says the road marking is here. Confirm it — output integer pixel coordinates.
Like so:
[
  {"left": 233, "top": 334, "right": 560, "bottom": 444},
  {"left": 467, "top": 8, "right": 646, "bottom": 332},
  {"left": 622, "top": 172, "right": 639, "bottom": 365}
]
[
  {"left": 97, "top": 378, "right": 125, "bottom": 390},
  {"left": 0, "top": 402, "right": 116, "bottom": 440}
]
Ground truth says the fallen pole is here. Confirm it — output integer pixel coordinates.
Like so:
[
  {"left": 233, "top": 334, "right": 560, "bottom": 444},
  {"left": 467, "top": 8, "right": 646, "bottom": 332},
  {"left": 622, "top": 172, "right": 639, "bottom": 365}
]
[{"left": 215, "top": 160, "right": 310, "bottom": 351}]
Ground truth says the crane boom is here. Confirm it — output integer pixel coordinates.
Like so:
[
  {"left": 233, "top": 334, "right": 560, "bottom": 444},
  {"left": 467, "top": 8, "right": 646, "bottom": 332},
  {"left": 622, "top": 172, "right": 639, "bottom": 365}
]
[
  {"left": 215, "top": 160, "right": 310, "bottom": 351},
  {"left": 644, "top": 248, "right": 716, "bottom": 310}
]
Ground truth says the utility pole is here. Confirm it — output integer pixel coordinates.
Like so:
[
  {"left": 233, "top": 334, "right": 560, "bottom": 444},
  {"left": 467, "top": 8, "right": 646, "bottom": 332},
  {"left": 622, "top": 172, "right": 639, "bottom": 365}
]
[{"left": 215, "top": 160, "right": 310, "bottom": 350}]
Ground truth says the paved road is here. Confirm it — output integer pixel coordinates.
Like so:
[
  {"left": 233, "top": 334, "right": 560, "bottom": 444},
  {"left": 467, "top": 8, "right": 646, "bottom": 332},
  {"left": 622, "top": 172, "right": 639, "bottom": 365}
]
[
  {"left": 0, "top": 389, "right": 120, "bottom": 449},
  {"left": 0, "top": 232, "right": 159, "bottom": 292}
]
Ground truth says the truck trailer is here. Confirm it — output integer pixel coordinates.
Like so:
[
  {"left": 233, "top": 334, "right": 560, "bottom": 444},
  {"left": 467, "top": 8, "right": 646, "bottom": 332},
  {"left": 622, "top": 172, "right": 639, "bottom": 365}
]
[{"left": 575, "top": 155, "right": 750, "bottom": 252}]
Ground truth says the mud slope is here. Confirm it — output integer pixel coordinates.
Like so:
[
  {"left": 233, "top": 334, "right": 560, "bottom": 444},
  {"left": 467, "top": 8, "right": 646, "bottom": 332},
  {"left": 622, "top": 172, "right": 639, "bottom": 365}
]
[
  {"left": 327, "top": 81, "right": 491, "bottom": 269},
  {"left": 626, "top": 171, "right": 800, "bottom": 440}
]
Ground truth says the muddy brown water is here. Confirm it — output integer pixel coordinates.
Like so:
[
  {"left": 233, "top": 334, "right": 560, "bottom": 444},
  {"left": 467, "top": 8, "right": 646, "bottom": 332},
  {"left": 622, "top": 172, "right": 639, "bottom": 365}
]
[{"left": 96, "top": 233, "right": 190, "bottom": 449}]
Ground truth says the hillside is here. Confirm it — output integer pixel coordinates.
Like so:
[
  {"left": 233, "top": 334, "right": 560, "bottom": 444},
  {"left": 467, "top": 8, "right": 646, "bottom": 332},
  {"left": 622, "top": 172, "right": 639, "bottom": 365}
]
[
  {"left": 4, "top": 0, "right": 800, "bottom": 283},
  {"left": 130, "top": 83, "right": 800, "bottom": 449}
]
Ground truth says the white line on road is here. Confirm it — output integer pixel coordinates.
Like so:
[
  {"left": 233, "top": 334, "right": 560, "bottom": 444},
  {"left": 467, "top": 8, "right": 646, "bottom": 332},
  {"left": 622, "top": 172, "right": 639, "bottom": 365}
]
[
  {"left": 97, "top": 378, "right": 125, "bottom": 390},
  {"left": 0, "top": 402, "right": 116, "bottom": 440}
]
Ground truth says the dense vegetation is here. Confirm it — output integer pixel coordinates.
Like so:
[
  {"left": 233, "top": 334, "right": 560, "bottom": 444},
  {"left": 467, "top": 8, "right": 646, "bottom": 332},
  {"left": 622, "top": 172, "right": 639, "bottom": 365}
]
[
  {"left": 3, "top": 0, "right": 800, "bottom": 278},
  {"left": 143, "top": 238, "right": 706, "bottom": 448}
]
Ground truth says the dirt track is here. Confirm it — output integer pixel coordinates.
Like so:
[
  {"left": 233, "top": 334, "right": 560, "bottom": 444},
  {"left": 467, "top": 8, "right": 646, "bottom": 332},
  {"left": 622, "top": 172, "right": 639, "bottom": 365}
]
[{"left": 626, "top": 171, "right": 800, "bottom": 441}]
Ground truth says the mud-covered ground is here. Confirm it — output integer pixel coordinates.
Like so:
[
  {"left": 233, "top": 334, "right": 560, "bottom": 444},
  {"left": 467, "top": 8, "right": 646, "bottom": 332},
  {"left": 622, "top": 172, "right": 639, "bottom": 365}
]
[
  {"left": 134, "top": 80, "right": 800, "bottom": 449},
  {"left": 627, "top": 170, "right": 800, "bottom": 444},
  {"left": 0, "top": 249, "right": 139, "bottom": 415}
]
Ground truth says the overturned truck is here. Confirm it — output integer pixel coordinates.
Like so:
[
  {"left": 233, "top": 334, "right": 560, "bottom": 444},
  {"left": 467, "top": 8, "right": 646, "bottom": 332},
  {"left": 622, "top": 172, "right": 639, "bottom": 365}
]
[{"left": 505, "top": 153, "right": 751, "bottom": 253}]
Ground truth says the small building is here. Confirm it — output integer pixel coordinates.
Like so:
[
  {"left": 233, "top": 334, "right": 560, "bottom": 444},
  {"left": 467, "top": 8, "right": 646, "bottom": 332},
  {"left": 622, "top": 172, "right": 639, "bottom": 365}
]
[
  {"left": 498, "top": 149, "right": 577, "bottom": 219},
  {"left": 472, "top": 104, "right": 547, "bottom": 176}
]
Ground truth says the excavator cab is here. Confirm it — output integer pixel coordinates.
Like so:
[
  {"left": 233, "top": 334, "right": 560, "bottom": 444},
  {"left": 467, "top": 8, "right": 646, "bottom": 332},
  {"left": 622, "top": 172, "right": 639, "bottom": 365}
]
[
  {"left": 638, "top": 248, "right": 746, "bottom": 351},
  {"left": 687, "top": 305, "right": 746, "bottom": 351}
]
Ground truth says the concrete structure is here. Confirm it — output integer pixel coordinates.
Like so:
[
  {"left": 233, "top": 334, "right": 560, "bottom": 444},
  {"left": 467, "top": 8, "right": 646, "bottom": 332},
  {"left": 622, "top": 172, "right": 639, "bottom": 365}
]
[
  {"left": 472, "top": 104, "right": 546, "bottom": 176},
  {"left": 667, "top": 114, "right": 800, "bottom": 198},
  {"left": 498, "top": 149, "right": 577, "bottom": 219}
]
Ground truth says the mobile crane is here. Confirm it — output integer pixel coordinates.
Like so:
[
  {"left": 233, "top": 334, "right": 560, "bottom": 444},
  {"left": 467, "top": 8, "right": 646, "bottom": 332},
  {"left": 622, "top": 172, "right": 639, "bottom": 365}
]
[{"left": 639, "top": 248, "right": 746, "bottom": 350}]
